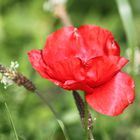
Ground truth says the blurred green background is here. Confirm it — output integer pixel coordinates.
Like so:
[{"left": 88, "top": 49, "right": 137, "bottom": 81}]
[{"left": 0, "top": 0, "right": 140, "bottom": 139}]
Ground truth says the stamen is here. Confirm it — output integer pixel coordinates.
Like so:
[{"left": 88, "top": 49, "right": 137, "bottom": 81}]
[{"left": 73, "top": 28, "right": 80, "bottom": 38}]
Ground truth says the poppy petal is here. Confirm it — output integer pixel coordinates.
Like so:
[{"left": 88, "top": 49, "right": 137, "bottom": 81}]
[
  {"left": 28, "top": 50, "right": 49, "bottom": 79},
  {"left": 46, "top": 57, "right": 85, "bottom": 83},
  {"left": 78, "top": 25, "right": 120, "bottom": 59},
  {"left": 43, "top": 25, "right": 120, "bottom": 63},
  {"left": 43, "top": 27, "right": 86, "bottom": 63},
  {"left": 85, "top": 72, "right": 135, "bottom": 116},
  {"left": 85, "top": 56, "right": 128, "bottom": 87},
  {"left": 28, "top": 50, "right": 87, "bottom": 90}
]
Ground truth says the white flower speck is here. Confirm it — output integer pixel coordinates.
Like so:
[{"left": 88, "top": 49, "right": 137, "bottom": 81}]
[
  {"left": 0, "top": 61, "right": 19, "bottom": 89},
  {"left": 10, "top": 61, "right": 19, "bottom": 71},
  {"left": 1, "top": 75, "right": 14, "bottom": 89}
]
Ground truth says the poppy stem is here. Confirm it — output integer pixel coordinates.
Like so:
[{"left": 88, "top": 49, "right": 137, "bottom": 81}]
[
  {"left": 72, "top": 90, "right": 85, "bottom": 125},
  {"left": 72, "top": 90, "right": 94, "bottom": 140},
  {"left": 84, "top": 100, "right": 94, "bottom": 140}
]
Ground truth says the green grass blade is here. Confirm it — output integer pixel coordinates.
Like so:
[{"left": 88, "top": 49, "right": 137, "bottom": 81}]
[
  {"left": 4, "top": 102, "right": 19, "bottom": 140},
  {"left": 1, "top": 94, "right": 19, "bottom": 140},
  {"left": 57, "top": 119, "right": 70, "bottom": 140},
  {"left": 116, "top": 0, "right": 136, "bottom": 72},
  {"left": 35, "top": 91, "right": 70, "bottom": 140}
]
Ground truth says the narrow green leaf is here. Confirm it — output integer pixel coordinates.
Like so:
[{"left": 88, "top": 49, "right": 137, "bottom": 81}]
[
  {"left": 35, "top": 91, "right": 70, "bottom": 140},
  {"left": 1, "top": 94, "right": 19, "bottom": 140},
  {"left": 116, "top": 0, "right": 136, "bottom": 72}
]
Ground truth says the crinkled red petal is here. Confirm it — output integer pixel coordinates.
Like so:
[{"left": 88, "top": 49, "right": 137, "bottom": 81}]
[
  {"left": 43, "top": 26, "right": 85, "bottom": 63},
  {"left": 28, "top": 50, "right": 49, "bottom": 79},
  {"left": 85, "top": 56, "right": 128, "bottom": 87},
  {"left": 78, "top": 25, "right": 120, "bottom": 59},
  {"left": 43, "top": 25, "right": 120, "bottom": 64},
  {"left": 85, "top": 72, "right": 135, "bottom": 116}
]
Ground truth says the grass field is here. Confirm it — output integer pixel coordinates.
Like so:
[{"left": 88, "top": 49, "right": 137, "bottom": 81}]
[{"left": 0, "top": 0, "right": 140, "bottom": 139}]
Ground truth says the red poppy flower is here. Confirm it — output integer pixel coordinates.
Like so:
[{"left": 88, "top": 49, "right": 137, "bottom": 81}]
[{"left": 28, "top": 25, "right": 135, "bottom": 116}]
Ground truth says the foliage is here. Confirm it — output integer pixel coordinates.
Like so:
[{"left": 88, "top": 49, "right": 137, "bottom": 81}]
[{"left": 0, "top": 0, "right": 140, "bottom": 139}]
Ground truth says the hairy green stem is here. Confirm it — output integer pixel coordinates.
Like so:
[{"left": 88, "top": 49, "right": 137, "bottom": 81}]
[
  {"left": 84, "top": 101, "right": 94, "bottom": 140},
  {"left": 72, "top": 90, "right": 85, "bottom": 125},
  {"left": 72, "top": 91, "right": 94, "bottom": 140}
]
